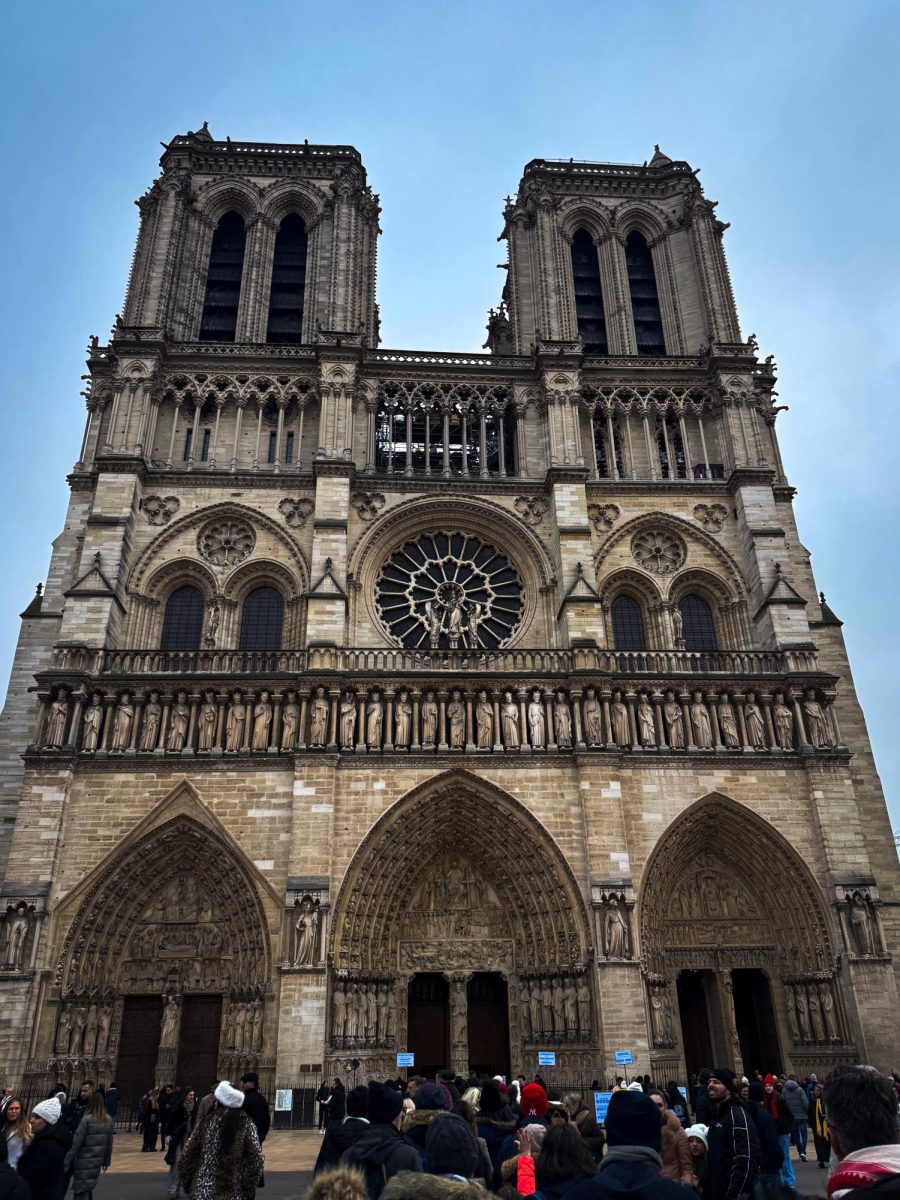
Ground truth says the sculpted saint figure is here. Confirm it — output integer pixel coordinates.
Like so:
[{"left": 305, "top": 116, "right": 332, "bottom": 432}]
[
  {"left": 672, "top": 604, "right": 684, "bottom": 643},
  {"left": 475, "top": 690, "right": 493, "bottom": 749},
  {"left": 610, "top": 690, "right": 629, "bottom": 747},
  {"left": 366, "top": 690, "right": 383, "bottom": 749},
  {"left": 375, "top": 982, "right": 388, "bottom": 1042},
  {"left": 576, "top": 977, "right": 591, "bottom": 1034},
  {"left": 251, "top": 690, "right": 273, "bottom": 751},
  {"left": 808, "top": 987, "right": 826, "bottom": 1042},
  {"left": 803, "top": 689, "right": 832, "bottom": 748},
  {"left": 519, "top": 981, "right": 532, "bottom": 1038},
  {"left": 785, "top": 985, "right": 800, "bottom": 1041},
  {"left": 583, "top": 688, "right": 603, "bottom": 746},
  {"left": 773, "top": 692, "right": 794, "bottom": 749},
  {"left": 551, "top": 977, "right": 565, "bottom": 1033},
  {"left": 395, "top": 689, "right": 412, "bottom": 747},
  {"left": 604, "top": 897, "right": 629, "bottom": 958},
  {"left": 281, "top": 691, "right": 299, "bottom": 751},
  {"left": 664, "top": 690, "right": 685, "bottom": 749},
  {"left": 346, "top": 984, "right": 359, "bottom": 1040},
  {"left": 293, "top": 898, "right": 318, "bottom": 965},
  {"left": 528, "top": 689, "right": 546, "bottom": 749},
  {"left": 795, "top": 987, "right": 811, "bottom": 1040},
  {"left": 425, "top": 600, "right": 442, "bottom": 648},
  {"left": 501, "top": 691, "right": 520, "bottom": 749},
  {"left": 160, "top": 995, "right": 180, "bottom": 1049},
  {"left": 554, "top": 692, "right": 572, "bottom": 748},
  {"left": 366, "top": 983, "right": 378, "bottom": 1039},
  {"left": 421, "top": 690, "right": 438, "bottom": 746},
  {"left": 451, "top": 979, "right": 467, "bottom": 1044},
  {"left": 650, "top": 986, "right": 665, "bottom": 1045},
  {"left": 82, "top": 693, "right": 104, "bottom": 752},
  {"left": 310, "top": 687, "right": 329, "bottom": 747},
  {"left": 637, "top": 694, "right": 656, "bottom": 748},
  {"left": 56, "top": 1007, "right": 71, "bottom": 1054},
  {"left": 467, "top": 600, "right": 483, "bottom": 648},
  {"left": 744, "top": 692, "right": 767, "bottom": 749},
  {"left": 529, "top": 980, "right": 542, "bottom": 1034},
  {"left": 691, "top": 691, "right": 713, "bottom": 749},
  {"left": 225, "top": 691, "right": 246, "bottom": 752},
  {"left": 139, "top": 691, "right": 161, "bottom": 751},
  {"left": 718, "top": 695, "right": 740, "bottom": 748},
  {"left": 167, "top": 691, "right": 190, "bottom": 751},
  {"left": 849, "top": 892, "right": 875, "bottom": 956},
  {"left": 198, "top": 690, "right": 217, "bottom": 751},
  {"left": 447, "top": 689, "right": 465, "bottom": 749},
  {"left": 4, "top": 905, "right": 29, "bottom": 969},
  {"left": 563, "top": 979, "right": 577, "bottom": 1034},
  {"left": 540, "top": 978, "right": 553, "bottom": 1032},
  {"left": 820, "top": 983, "right": 838, "bottom": 1041},
  {"left": 111, "top": 692, "right": 134, "bottom": 752},
  {"left": 45, "top": 688, "right": 68, "bottom": 748},
  {"left": 332, "top": 985, "right": 347, "bottom": 1040},
  {"left": 339, "top": 690, "right": 356, "bottom": 748},
  {"left": 447, "top": 597, "right": 464, "bottom": 641}
]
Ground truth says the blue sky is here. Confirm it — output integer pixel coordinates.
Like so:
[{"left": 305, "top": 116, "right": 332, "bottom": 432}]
[{"left": 0, "top": 0, "right": 897, "bottom": 832}]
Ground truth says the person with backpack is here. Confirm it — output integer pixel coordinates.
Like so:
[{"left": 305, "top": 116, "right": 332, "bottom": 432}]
[{"left": 341, "top": 1080, "right": 421, "bottom": 1197}]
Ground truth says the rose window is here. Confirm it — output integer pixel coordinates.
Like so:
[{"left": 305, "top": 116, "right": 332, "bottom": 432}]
[
  {"left": 197, "top": 519, "right": 256, "bottom": 567},
  {"left": 631, "top": 528, "right": 686, "bottom": 575},
  {"left": 375, "top": 532, "right": 523, "bottom": 650}
]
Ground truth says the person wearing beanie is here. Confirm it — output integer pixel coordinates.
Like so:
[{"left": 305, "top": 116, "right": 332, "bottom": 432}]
[
  {"left": 694, "top": 1069, "right": 716, "bottom": 1126},
  {"left": 16, "top": 1097, "right": 72, "bottom": 1200},
  {"left": 402, "top": 1082, "right": 449, "bottom": 1154},
  {"left": 705, "top": 1068, "right": 760, "bottom": 1200},
  {"left": 565, "top": 1090, "right": 688, "bottom": 1198},
  {"left": 423, "top": 1110, "right": 481, "bottom": 1180},
  {"left": 746, "top": 1080, "right": 784, "bottom": 1191},
  {"left": 177, "top": 1080, "right": 263, "bottom": 1200},
  {"left": 520, "top": 1082, "right": 549, "bottom": 1120},
  {"left": 491, "top": 1081, "right": 549, "bottom": 1190},
  {"left": 762, "top": 1072, "right": 794, "bottom": 1189},
  {"left": 475, "top": 1080, "right": 516, "bottom": 1170},
  {"left": 341, "top": 1081, "right": 422, "bottom": 1196},
  {"left": 315, "top": 1085, "right": 371, "bottom": 1174},
  {"left": 240, "top": 1070, "right": 271, "bottom": 1159},
  {"left": 685, "top": 1124, "right": 709, "bottom": 1193}
]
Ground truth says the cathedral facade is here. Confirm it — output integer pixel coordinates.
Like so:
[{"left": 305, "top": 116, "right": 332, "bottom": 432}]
[{"left": 0, "top": 127, "right": 897, "bottom": 1101}]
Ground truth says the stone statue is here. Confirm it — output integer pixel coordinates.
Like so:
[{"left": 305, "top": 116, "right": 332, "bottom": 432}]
[
  {"left": 339, "top": 690, "right": 356, "bottom": 748},
  {"left": 664, "top": 690, "right": 685, "bottom": 749},
  {"left": 447, "top": 689, "right": 465, "bottom": 749},
  {"left": 467, "top": 600, "right": 483, "bottom": 648},
  {"left": 551, "top": 976, "right": 565, "bottom": 1034},
  {"left": 422, "top": 691, "right": 438, "bottom": 746},
  {"left": 672, "top": 605, "right": 684, "bottom": 644},
  {"left": 366, "top": 690, "right": 383, "bottom": 749},
  {"left": 576, "top": 977, "right": 591, "bottom": 1034},
  {"left": 83, "top": 693, "right": 104, "bottom": 752},
  {"left": 332, "top": 985, "right": 347, "bottom": 1040},
  {"left": 70, "top": 1006, "right": 86, "bottom": 1055},
  {"left": 385, "top": 988, "right": 396, "bottom": 1041},
  {"left": 820, "top": 983, "right": 839, "bottom": 1041},
  {"left": 661, "top": 991, "right": 676, "bottom": 1045},
  {"left": 110, "top": 693, "right": 134, "bottom": 752},
  {"left": 501, "top": 691, "right": 520, "bottom": 748},
  {"left": 849, "top": 892, "right": 876, "bottom": 956},
  {"left": 160, "top": 995, "right": 180, "bottom": 1049},
  {"left": 529, "top": 980, "right": 542, "bottom": 1035},
  {"left": 225, "top": 692, "right": 246, "bottom": 752},
  {"left": 3, "top": 904, "right": 29, "bottom": 969},
  {"left": 251, "top": 691, "right": 273, "bottom": 751},
  {"left": 205, "top": 598, "right": 220, "bottom": 647},
  {"left": 293, "top": 897, "right": 319, "bottom": 965},
  {"left": 447, "top": 597, "right": 464, "bottom": 642},
  {"left": 310, "top": 687, "right": 329, "bottom": 747},
  {"left": 583, "top": 688, "right": 603, "bottom": 746},
  {"left": 167, "top": 691, "right": 190, "bottom": 751},
  {"left": 395, "top": 689, "right": 412, "bottom": 747},
  {"left": 691, "top": 691, "right": 713, "bottom": 749},
  {"left": 808, "top": 986, "right": 826, "bottom": 1042},
  {"left": 803, "top": 689, "right": 832, "bottom": 748},
  {"left": 425, "top": 600, "right": 442, "bottom": 648},
  {"left": 139, "top": 692, "right": 161, "bottom": 751},
  {"left": 233, "top": 1002, "right": 247, "bottom": 1051},
  {"left": 519, "top": 980, "right": 532, "bottom": 1037},
  {"left": 366, "top": 982, "right": 378, "bottom": 1039},
  {"left": 476, "top": 690, "right": 492, "bottom": 749},
  {"left": 563, "top": 979, "right": 577, "bottom": 1034},
  {"left": 649, "top": 985, "right": 665, "bottom": 1045},
  {"left": 44, "top": 688, "right": 68, "bottom": 748},
  {"left": 773, "top": 692, "right": 794, "bottom": 749},
  {"left": 795, "top": 986, "right": 811, "bottom": 1040},
  {"left": 785, "top": 984, "right": 800, "bottom": 1041},
  {"left": 540, "top": 978, "right": 553, "bottom": 1032},
  {"left": 281, "top": 690, "right": 300, "bottom": 751},
  {"left": 198, "top": 690, "right": 217, "bottom": 751},
  {"left": 744, "top": 692, "right": 767, "bottom": 749},
  {"left": 346, "top": 984, "right": 359, "bottom": 1041},
  {"left": 718, "top": 695, "right": 740, "bottom": 749},
  {"left": 554, "top": 692, "right": 572, "bottom": 748},
  {"left": 603, "top": 897, "right": 629, "bottom": 958},
  {"left": 56, "top": 1006, "right": 71, "bottom": 1054},
  {"left": 611, "top": 691, "right": 629, "bottom": 747},
  {"left": 451, "top": 978, "right": 467, "bottom": 1045},
  {"left": 376, "top": 982, "right": 389, "bottom": 1042},
  {"left": 528, "top": 689, "right": 546, "bottom": 749},
  {"left": 84, "top": 1003, "right": 99, "bottom": 1057},
  {"left": 637, "top": 693, "right": 656, "bottom": 748},
  {"left": 252, "top": 1000, "right": 263, "bottom": 1051}
]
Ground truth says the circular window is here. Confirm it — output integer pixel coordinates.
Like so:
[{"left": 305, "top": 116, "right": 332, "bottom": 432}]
[
  {"left": 197, "top": 519, "right": 256, "bottom": 567},
  {"left": 631, "top": 528, "right": 686, "bottom": 575},
  {"left": 375, "top": 532, "right": 523, "bottom": 650}
]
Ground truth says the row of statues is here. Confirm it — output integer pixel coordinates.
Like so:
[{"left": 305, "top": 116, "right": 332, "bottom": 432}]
[
  {"left": 55, "top": 1002, "right": 113, "bottom": 1058},
  {"left": 518, "top": 975, "right": 592, "bottom": 1041},
  {"left": 785, "top": 979, "right": 841, "bottom": 1044},
  {"left": 223, "top": 998, "right": 264, "bottom": 1052},
  {"left": 41, "top": 682, "right": 838, "bottom": 755},
  {"left": 332, "top": 980, "right": 396, "bottom": 1045}
]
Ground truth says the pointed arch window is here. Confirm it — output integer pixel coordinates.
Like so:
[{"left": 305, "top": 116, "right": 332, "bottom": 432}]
[
  {"left": 657, "top": 412, "right": 686, "bottom": 479},
  {"left": 199, "top": 211, "right": 246, "bottom": 342},
  {"left": 625, "top": 230, "right": 665, "bottom": 356},
  {"left": 570, "top": 229, "right": 608, "bottom": 354},
  {"left": 678, "top": 594, "right": 717, "bottom": 651},
  {"left": 239, "top": 586, "right": 284, "bottom": 651},
  {"left": 593, "top": 416, "right": 624, "bottom": 479},
  {"left": 266, "top": 214, "right": 308, "bottom": 345},
  {"left": 160, "top": 585, "right": 205, "bottom": 651},
  {"left": 612, "top": 595, "right": 646, "bottom": 651}
]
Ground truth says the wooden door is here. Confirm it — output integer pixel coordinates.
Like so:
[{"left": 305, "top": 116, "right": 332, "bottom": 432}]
[
  {"left": 407, "top": 974, "right": 449, "bottom": 1075},
  {"left": 467, "top": 973, "right": 510, "bottom": 1077},
  {"left": 117, "top": 996, "right": 163, "bottom": 1104},
  {"left": 176, "top": 995, "right": 223, "bottom": 1093}
]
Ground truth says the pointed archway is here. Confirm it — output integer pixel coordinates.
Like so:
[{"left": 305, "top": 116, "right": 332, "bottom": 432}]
[
  {"left": 328, "top": 770, "right": 597, "bottom": 1078},
  {"left": 638, "top": 793, "right": 856, "bottom": 1079}
]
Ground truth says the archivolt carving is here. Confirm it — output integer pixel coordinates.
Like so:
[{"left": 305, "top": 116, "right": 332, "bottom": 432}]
[
  {"left": 330, "top": 771, "right": 591, "bottom": 974},
  {"left": 141, "top": 558, "right": 219, "bottom": 604}
]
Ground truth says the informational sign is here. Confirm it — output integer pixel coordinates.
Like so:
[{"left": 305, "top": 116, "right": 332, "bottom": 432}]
[
  {"left": 614, "top": 1050, "right": 633, "bottom": 1066},
  {"left": 275, "top": 1089, "right": 293, "bottom": 1112},
  {"left": 396, "top": 1052, "right": 415, "bottom": 1068},
  {"left": 593, "top": 1091, "right": 613, "bottom": 1123},
  {"left": 537, "top": 1051, "right": 556, "bottom": 1067}
]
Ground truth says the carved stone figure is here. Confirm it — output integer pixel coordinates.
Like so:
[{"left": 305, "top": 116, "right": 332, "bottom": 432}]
[
  {"left": 785, "top": 984, "right": 800, "bottom": 1041},
  {"left": 691, "top": 692, "right": 713, "bottom": 749},
  {"left": 346, "top": 984, "right": 359, "bottom": 1040},
  {"left": 233, "top": 1002, "right": 247, "bottom": 1051},
  {"left": 501, "top": 691, "right": 520, "bottom": 748},
  {"left": 293, "top": 897, "right": 319, "bottom": 966},
  {"left": 528, "top": 690, "right": 546, "bottom": 749},
  {"left": 803, "top": 689, "right": 832, "bottom": 748},
  {"left": 447, "top": 689, "right": 464, "bottom": 749},
  {"left": 110, "top": 693, "right": 134, "bottom": 752},
  {"left": 225, "top": 692, "right": 246, "bottom": 752},
  {"left": 563, "top": 979, "right": 577, "bottom": 1034},
  {"left": 661, "top": 992, "right": 676, "bottom": 1045},
  {"left": 395, "top": 689, "right": 412, "bottom": 747},
  {"left": 82, "top": 693, "right": 104, "bottom": 752},
  {"left": 529, "top": 980, "right": 542, "bottom": 1034},
  {"left": 649, "top": 985, "right": 665, "bottom": 1045},
  {"left": 467, "top": 600, "right": 483, "bottom": 648},
  {"left": 820, "top": 982, "right": 839, "bottom": 1041},
  {"left": 84, "top": 1003, "right": 99, "bottom": 1057},
  {"left": 278, "top": 691, "right": 298, "bottom": 751},
  {"left": 718, "top": 696, "right": 740, "bottom": 748},
  {"left": 366, "top": 982, "right": 378, "bottom": 1039},
  {"left": 576, "top": 977, "right": 591, "bottom": 1034},
  {"left": 422, "top": 691, "right": 438, "bottom": 746},
  {"left": 555, "top": 692, "right": 572, "bottom": 748},
  {"left": 376, "top": 982, "right": 389, "bottom": 1042},
  {"left": 252, "top": 1000, "right": 263, "bottom": 1051},
  {"left": 773, "top": 692, "right": 794, "bottom": 749},
  {"left": 139, "top": 692, "right": 161, "bottom": 751},
  {"left": 251, "top": 691, "right": 273, "bottom": 751},
  {"left": 45, "top": 688, "right": 68, "bottom": 748},
  {"left": 3, "top": 904, "right": 29, "bottom": 969},
  {"left": 70, "top": 1005, "right": 86, "bottom": 1055},
  {"left": 849, "top": 892, "right": 876, "bottom": 956},
  {"left": 611, "top": 691, "right": 629, "bottom": 747},
  {"left": 540, "top": 978, "right": 553, "bottom": 1032},
  {"left": 795, "top": 986, "right": 811, "bottom": 1040},
  {"left": 672, "top": 605, "right": 684, "bottom": 643},
  {"left": 204, "top": 598, "right": 220, "bottom": 648},
  {"left": 451, "top": 978, "right": 467, "bottom": 1045},
  {"left": 160, "top": 995, "right": 180, "bottom": 1049},
  {"left": 339, "top": 690, "right": 355, "bottom": 748},
  {"left": 551, "top": 976, "right": 565, "bottom": 1034},
  {"left": 808, "top": 986, "right": 826, "bottom": 1042},
  {"left": 603, "top": 897, "right": 629, "bottom": 958},
  {"left": 167, "top": 691, "right": 190, "bottom": 751},
  {"left": 664, "top": 690, "right": 685, "bottom": 749},
  {"left": 583, "top": 688, "right": 602, "bottom": 746},
  {"left": 637, "top": 694, "right": 656, "bottom": 747},
  {"left": 56, "top": 1006, "right": 71, "bottom": 1054},
  {"left": 425, "top": 600, "right": 442, "bottom": 649},
  {"left": 744, "top": 692, "right": 767, "bottom": 749},
  {"left": 310, "top": 687, "right": 329, "bottom": 747},
  {"left": 198, "top": 690, "right": 217, "bottom": 751},
  {"left": 367, "top": 690, "right": 384, "bottom": 749},
  {"left": 476, "top": 690, "right": 492, "bottom": 749},
  {"left": 332, "top": 985, "right": 347, "bottom": 1040}
]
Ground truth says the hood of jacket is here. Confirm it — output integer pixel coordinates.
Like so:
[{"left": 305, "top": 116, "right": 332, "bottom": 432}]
[
  {"left": 404, "top": 1108, "right": 448, "bottom": 1132},
  {"left": 27, "top": 1121, "right": 73, "bottom": 1155},
  {"left": 381, "top": 1170, "right": 484, "bottom": 1199},
  {"left": 830, "top": 1144, "right": 900, "bottom": 1199},
  {"left": 347, "top": 1122, "right": 411, "bottom": 1167}
]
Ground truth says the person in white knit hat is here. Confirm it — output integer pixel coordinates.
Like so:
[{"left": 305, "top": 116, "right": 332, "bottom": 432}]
[
  {"left": 17, "top": 1096, "right": 73, "bottom": 1199},
  {"left": 177, "top": 1081, "right": 263, "bottom": 1199},
  {"left": 685, "top": 1123, "right": 709, "bottom": 1194}
]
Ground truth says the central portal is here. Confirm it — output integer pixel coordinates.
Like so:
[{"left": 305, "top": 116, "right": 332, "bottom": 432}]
[
  {"left": 407, "top": 974, "right": 449, "bottom": 1076},
  {"left": 467, "top": 972, "right": 510, "bottom": 1077}
]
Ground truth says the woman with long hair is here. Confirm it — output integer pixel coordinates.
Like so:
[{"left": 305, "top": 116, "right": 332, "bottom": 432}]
[
  {"left": 141, "top": 1088, "right": 160, "bottom": 1152},
  {"left": 3, "top": 1097, "right": 31, "bottom": 1170},
  {"left": 165, "top": 1087, "right": 197, "bottom": 1198},
  {"left": 177, "top": 1080, "right": 263, "bottom": 1200},
  {"left": 531, "top": 1123, "right": 596, "bottom": 1197},
  {"left": 64, "top": 1090, "right": 114, "bottom": 1200}
]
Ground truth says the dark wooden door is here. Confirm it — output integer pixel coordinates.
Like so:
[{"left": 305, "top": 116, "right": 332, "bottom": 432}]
[
  {"left": 467, "top": 973, "right": 510, "bottom": 1077},
  {"left": 407, "top": 974, "right": 449, "bottom": 1076},
  {"left": 117, "top": 996, "right": 163, "bottom": 1105},
  {"left": 676, "top": 971, "right": 713, "bottom": 1081},
  {"left": 176, "top": 996, "right": 223, "bottom": 1093},
  {"left": 732, "top": 969, "right": 782, "bottom": 1077}
]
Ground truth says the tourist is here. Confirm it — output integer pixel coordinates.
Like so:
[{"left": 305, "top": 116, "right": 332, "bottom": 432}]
[
  {"left": 158, "top": 1084, "right": 176, "bottom": 1149},
  {"left": 177, "top": 1080, "right": 263, "bottom": 1200},
  {"left": 694, "top": 1071, "right": 716, "bottom": 1126},
  {"left": 317, "top": 1081, "right": 332, "bottom": 1132},
  {"left": 422, "top": 1109, "right": 483, "bottom": 1182},
  {"left": 195, "top": 1086, "right": 216, "bottom": 1126},
  {"left": 781, "top": 1075, "right": 809, "bottom": 1163},
  {"left": 704, "top": 1068, "right": 760, "bottom": 1200},
  {"left": 315, "top": 1084, "right": 371, "bottom": 1174},
  {"left": 0, "top": 1092, "right": 12, "bottom": 1120},
  {"left": 529, "top": 1122, "right": 596, "bottom": 1196},
  {"left": 476, "top": 1080, "right": 517, "bottom": 1168},
  {"left": 499, "top": 1122, "right": 546, "bottom": 1194},
  {"left": 3, "top": 1099, "right": 31, "bottom": 1170},
  {"left": 164, "top": 1086, "right": 197, "bottom": 1198},
  {"left": 762, "top": 1073, "right": 793, "bottom": 1190},
  {"left": 304, "top": 1166, "right": 369, "bottom": 1200},
  {"left": 64, "top": 1089, "right": 114, "bottom": 1200},
  {"left": 340, "top": 1080, "right": 422, "bottom": 1196},
  {"left": 454, "top": 1099, "right": 493, "bottom": 1186},
  {"left": 63, "top": 1082, "right": 94, "bottom": 1135},
  {"left": 492, "top": 1082, "right": 549, "bottom": 1189},
  {"left": 0, "top": 1132, "right": 29, "bottom": 1200},
  {"left": 664, "top": 1081, "right": 688, "bottom": 1127},
  {"left": 649, "top": 1089, "right": 693, "bottom": 1184},
  {"left": 141, "top": 1088, "right": 160, "bottom": 1152},
  {"left": 565, "top": 1090, "right": 688, "bottom": 1198},
  {"left": 17, "top": 1096, "right": 72, "bottom": 1200},
  {"left": 745, "top": 1081, "right": 784, "bottom": 1192},
  {"left": 102, "top": 1082, "right": 118, "bottom": 1129},
  {"left": 402, "top": 1081, "right": 448, "bottom": 1155},
  {"left": 403, "top": 1078, "right": 424, "bottom": 1116},
  {"left": 563, "top": 1092, "right": 604, "bottom": 1163},
  {"left": 240, "top": 1070, "right": 270, "bottom": 1195},
  {"left": 685, "top": 1123, "right": 709, "bottom": 1193},
  {"left": 809, "top": 1081, "right": 829, "bottom": 1169},
  {"left": 821, "top": 1065, "right": 900, "bottom": 1195}
]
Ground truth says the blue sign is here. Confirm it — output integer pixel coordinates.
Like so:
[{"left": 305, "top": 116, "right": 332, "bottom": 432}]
[
  {"left": 593, "top": 1091, "right": 613, "bottom": 1123},
  {"left": 537, "top": 1051, "right": 556, "bottom": 1067},
  {"left": 396, "top": 1052, "right": 415, "bottom": 1067},
  {"left": 678, "top": 1087, "right": 687, "bottom": 1103},
  {"left": 614, "top": 1050, "right": 633, "bottom": 1066}
]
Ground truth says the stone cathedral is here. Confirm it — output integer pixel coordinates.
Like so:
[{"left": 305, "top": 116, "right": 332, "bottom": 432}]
[{"left": 0, "top": 126, "right": 897, "bottom": 1103}]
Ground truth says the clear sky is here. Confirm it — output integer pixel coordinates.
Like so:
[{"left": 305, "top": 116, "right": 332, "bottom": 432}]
[{"left": 0, "top": 0, "right": 897, "bottom": 833}]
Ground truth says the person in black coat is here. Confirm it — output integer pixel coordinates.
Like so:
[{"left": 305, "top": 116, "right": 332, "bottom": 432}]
[
  {"left": 341, "top": 1081, "right": 421, "bottom": 1197},
  {"left": 17, "top": 1097, "right": 73, "bottom": 1200},
  {"left": 747, "top": 1081, "right": 785, "bottom": 1190},
  {"left": 0, "top": 1129, "right": 31, "bottom": 1200},
  {"left": 314, "top": 1084, "right": 370, "bottom": 1173},
  {"left": 705, "top": 1068, "right": 760, "bottom": 1200},
  {"left": 240, "top": 1072, "right": 271, "bottom": 1146}
]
